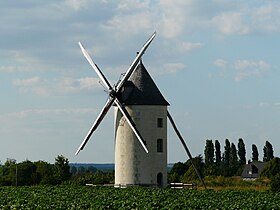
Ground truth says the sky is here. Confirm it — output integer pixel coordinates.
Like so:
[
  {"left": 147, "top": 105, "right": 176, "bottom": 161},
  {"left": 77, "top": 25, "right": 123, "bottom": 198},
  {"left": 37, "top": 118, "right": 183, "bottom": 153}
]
[{"left": 1, "top": 0, "right": 280, "bottom": 164}]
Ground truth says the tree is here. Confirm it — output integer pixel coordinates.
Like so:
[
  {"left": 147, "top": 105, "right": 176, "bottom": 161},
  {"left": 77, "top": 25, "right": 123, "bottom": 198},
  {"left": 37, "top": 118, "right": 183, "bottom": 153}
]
[
  {"left": 260, "top": 157, "right": 280, "bottom": 179},
  {"left": 204, "top": 140, "right": 214, "bottom": 165},
  {"left": 237, "top": 138, "right": 246, "bottom": 165},
  {"left": 252, "top": 144, "right": 259, "bottom": 161},
  {"left": 16, "top": 160, "right": 37, "bottom": 186},
  {"left": 35, "top": 160, "right": 56, "bottom": 185},
  {"left": 78, "top": 166, "right": 86, "bottom": 174},
  {"left": 263, "top": 141, "right": 274, "bottom": 162},
  {"left": 223, "top": 139, "right": 230, "bottom": 166},
  {"left": 70, "top": 166, "right": 77, "bottom": 175},
  {"left": 54, "top": 155, "right": 71, "bottom": 184},
  {"left": 229, "top": 143, "right": 238, "bottom": 176},
  {"left": 168, "top": 162, "right": 188, "bottom": 183},
  {"left": 181, "top": 155, "right": 205, "bottom": 182},
  {"left": 215, "top": 140, "right": 221, "bottom": 166},
  {"left": 221, "top": 139, "right": 231, "bottom": 176},
  {"left": 87, "top": 166, "right": 97, "bottom": 173}
]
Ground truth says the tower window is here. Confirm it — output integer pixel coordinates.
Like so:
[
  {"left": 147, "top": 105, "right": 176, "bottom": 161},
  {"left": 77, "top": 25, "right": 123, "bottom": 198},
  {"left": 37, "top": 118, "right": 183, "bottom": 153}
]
[
  {"left": 157, "top": 138, "right": 163, "bottom": 152},
  {"left": 157, "top": 118, "right": 163, "bottom": 128}
]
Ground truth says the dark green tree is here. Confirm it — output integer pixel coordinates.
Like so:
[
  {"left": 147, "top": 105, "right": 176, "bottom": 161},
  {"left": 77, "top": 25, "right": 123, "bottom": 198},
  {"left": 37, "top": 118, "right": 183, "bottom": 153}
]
[
  {"left": 204, "top": 140, "right": 214, "bottom": 165},
  {"left": 223, "top": 139, "right": 230, "bottom": 166},
  {"left": 78, "top": 166, "right": 86, "bottom": 174},
  {"left": 215, "top": 140, "right": 221, "bottom": 166},
  {"left": 181, "top": 155, "right": 205, "bottom": 182},
  {"left": 34, "top": 160, "right": 56, "bottom": 185},
  {"left": 16, "top": 160, "right": 37, "bottom": 186},
  {"left": 70, "top": 166, "right": 77, "bottom": 175},
  {"left": 252, "top": 144, "right": 259, "bottom": 161},
  {"left": 87, "top": 166, "right": 97, "bottom": 173},
  {"left": 54, "top": 155, "right": 71, "bottom": 184},
  {"left": 169, "top": 162, "right": 188, "bottom": 182},
  {"left": 260, "top": 157, "right": 280, "bottom": 179},
  {"left": 263, "top": 141, "right": 274, "bottom": 162},
  {"left": 221, "top": 139, "right": 231, "bottom": 176},
  {"left": 238, "top": 138, "right": 246, "bottom": 165},
  {"left": 229, "top": 143, "right": 238, "bottom": 176}
]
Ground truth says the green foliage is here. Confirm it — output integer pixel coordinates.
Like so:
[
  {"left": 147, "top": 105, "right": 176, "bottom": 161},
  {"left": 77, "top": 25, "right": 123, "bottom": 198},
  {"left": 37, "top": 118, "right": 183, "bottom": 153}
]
[
  {"left": 54, "top": 155, "right": 71, "bottom": 184},
  {"left": 263, "top": 141, "right": 274, "bottom": 162},
  {"left": 229, "top": 143, "right": 238, "bottom": 176},
  {"left": 223, "top": 139, "right": 230, "bottom": 167},
  {"left": 70, "top": 171, "right": 114, "bottom": 186},
  {"left": 214, "top": 140, "right": 221, "bottom": 166},
  {"left": 0, "top": 186, "right": 280, "bottom": 209},
  {"left": 271, "top": 173, "right": 280, "bottom": 192},
  {"left": 260, "top": 157, "right": 280, "bottom": 179},
  {"left": 204, "top": 140, "right": 214, "bottom": 165},
  {"left": 182, "top": 155, "right": 205, "bottom": 182},
  {"left": 238, "top": 138, "right": 246, "bottom": 165},
  {"left": 252, "top": 144, "right": 259, "bottom": 161}
]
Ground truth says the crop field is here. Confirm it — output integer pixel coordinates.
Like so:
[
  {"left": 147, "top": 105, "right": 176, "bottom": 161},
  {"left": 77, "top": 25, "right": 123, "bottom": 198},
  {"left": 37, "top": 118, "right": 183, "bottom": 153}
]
[{"left": 0, "top": 186, "right": 280, "bottom": 209}]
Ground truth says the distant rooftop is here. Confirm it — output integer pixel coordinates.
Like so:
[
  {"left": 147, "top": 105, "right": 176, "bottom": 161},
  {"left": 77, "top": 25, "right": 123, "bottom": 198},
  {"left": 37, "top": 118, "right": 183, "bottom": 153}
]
[{"left": 120, "top": 61, "right": 169, "bottom": 106}]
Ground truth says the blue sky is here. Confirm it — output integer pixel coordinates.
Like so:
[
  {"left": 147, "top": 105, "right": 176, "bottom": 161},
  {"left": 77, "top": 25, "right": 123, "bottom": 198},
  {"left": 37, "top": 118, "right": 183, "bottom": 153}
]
[{"left": 1, "top": 0, "right": 280, "bottom": 164}]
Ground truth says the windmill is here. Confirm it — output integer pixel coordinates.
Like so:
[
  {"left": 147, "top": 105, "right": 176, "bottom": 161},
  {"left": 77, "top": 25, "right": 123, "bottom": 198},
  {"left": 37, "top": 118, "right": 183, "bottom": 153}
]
[{"left": 75, "top": 32, "right": 206, "bottom": 188}]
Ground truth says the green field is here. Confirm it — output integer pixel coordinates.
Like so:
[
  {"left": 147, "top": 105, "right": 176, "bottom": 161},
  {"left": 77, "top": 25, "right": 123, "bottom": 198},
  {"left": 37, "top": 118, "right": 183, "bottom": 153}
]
[{"left": 0, "top": 186, "right": 280, "bottom": 209}]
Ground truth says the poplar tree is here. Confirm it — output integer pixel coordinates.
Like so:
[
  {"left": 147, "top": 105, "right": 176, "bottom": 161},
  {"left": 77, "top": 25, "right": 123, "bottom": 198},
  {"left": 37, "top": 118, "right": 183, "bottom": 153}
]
[
  {"left": 215, "top": 140, "right": 221, "bottom": 166},
  {"left": 238, "top": 138, "right": 246, "bottom": 165},
  {"left": 252, "top": 144, "right": 259, "bottom": 161},
  {"left": 229, "top": 143, "right": 238, "bottom": 176},
  {"left": 204, "top": 140, "right": 214, "bottom": 165},
  {"left": 263, "top": 141, "right": 274, "bottom": 162},
  {"left": 223, "top": 139, "right": 230, "bottom": 167}
]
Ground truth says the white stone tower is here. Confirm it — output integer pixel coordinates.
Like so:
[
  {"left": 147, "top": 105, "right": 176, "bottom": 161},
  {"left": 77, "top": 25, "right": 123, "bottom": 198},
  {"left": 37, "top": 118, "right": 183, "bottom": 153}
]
[{"left": 114, "top": 61, "right": 169, "bottom": 187}]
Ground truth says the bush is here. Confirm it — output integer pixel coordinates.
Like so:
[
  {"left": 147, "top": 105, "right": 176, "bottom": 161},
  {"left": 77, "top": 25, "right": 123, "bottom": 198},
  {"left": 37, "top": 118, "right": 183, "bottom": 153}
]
[{"left": 271, "top": 173, "right": 280, "bottom": 192}]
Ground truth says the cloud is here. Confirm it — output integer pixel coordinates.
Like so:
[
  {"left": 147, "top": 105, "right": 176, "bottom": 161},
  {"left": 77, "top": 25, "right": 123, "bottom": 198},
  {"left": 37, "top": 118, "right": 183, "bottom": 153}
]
[
  {"left": 212, "top": 12, "right": 250, "bottom": 35},
  {"left": 64, "top": 0, "right": 88, "bottom": 11},
  {"left": 0, "top": 108, "right": 98, "bottom": 120},
  {"left": 214, "top": 59, "right": 227, "bottom": 69},
  {"left": 212, "top": 2, "right": 280, "bottom": 35},
  {"left": 12, "top": 76, "right": 102, "bottom": 96},
  {"left": 162, "top": 63, "right": 186, "bottom": 74},
  {"left": 180, "top": 42, "right": 203, "bottom": 52},
  {"left": 158, "top": 0, "right": 191, "bottom": 38},
  {"left": 214, "top": 59, "right": 272, "bottom": 81},
  {"left": 234, "top": 60, "right": 271, "bottom": 82}
]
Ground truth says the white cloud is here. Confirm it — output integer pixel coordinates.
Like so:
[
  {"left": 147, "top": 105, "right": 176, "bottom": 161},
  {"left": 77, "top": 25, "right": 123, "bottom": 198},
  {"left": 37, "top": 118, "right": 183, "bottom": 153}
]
[
  {"left": 212, "top": 11, "right": 250, "bottom": 35},
  {"left": 12, "top": 76, "right": 102, "bottom": 96},
  {"left": 0, "top": 108, "right": 98, "bottom": 120},
  {"left": 162, "top": 63, "right": 186, "bottom": 74},
  {"left": 64, "top": 0, "right": 88, "bottom": 11},
  {"left": 212, "top": 2, "right": 280, "bottom": 35},
  {"left": 234, "top": 60, "right": 271, "bottom": 82},
  {"left": 180, "top": 42, "right": 203, "bottom": 52},
  {"left": 213, "top": 59, "right": 272, "bottom": 81},
  {"left": 158, "top": 0, "right": 192, "bottom": 38},
  {"left": 104, "top": 12, "right": 153, "bottom": 34},
  {"left": 214, "top": 59, "right": 227, "bottom": 69}
]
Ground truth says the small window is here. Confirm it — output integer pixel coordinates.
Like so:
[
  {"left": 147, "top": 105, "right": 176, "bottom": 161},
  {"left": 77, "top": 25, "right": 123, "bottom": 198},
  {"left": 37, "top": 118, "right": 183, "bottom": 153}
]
[
  {"left": 157, "top": 118, "right": 163, "bottom": 128},
  {"left": 157, "top": 138, "right": 163, "bottom": 152}
]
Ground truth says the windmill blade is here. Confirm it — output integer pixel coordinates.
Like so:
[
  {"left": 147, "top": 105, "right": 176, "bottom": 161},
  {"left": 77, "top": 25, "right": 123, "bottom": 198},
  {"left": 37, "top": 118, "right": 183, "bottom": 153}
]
[
  {"left": 78, "top": 41, "right": 113, "bottom": 91},
  {"left": 167, "top": 111, "right": 207, "bottom": 189},
  {"left": 114, "top": 99, "right": 149, "bottom": 153},
  {"left": 116, "top": 32, "right": 156, "bottom": 92},
  {"left": 75, "top": 97, "right": 115, "bottom": 155}
]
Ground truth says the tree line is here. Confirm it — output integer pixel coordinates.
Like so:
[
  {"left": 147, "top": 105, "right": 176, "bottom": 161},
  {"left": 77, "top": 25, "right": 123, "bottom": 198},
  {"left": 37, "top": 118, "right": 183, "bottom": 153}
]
[
  {"left": 169, "top": 139, "right": 275, "bottom": 183},
  {"left": 0, "top": 155, "right": 114, "bottom": 186}
]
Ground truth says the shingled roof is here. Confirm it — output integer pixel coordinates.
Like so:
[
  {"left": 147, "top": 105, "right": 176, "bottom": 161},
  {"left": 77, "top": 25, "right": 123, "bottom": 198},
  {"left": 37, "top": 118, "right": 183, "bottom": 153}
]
[{"left": 120, "top": 61, "right": 169, "bottom": 106}]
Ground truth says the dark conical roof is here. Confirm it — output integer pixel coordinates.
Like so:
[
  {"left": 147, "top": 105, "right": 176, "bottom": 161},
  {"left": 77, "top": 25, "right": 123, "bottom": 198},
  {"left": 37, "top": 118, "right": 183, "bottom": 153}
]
[{"left": 120, "top": 62, "right": 169, "bottom": 106}]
